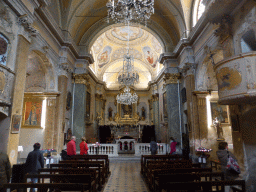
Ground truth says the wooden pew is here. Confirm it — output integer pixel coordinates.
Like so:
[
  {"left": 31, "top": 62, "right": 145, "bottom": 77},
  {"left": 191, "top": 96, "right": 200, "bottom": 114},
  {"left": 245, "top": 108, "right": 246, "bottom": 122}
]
[
  {"left": 154, "top": 172, "right": 225, "bottom": 192},
  {"left": 70, "top": 155, "right": 110, "bottom": 175},
  {"left": 156, "top": 180, "right": 246, "bottom": 192},
  {"left": 24, "top": 174, "right": 96, "bottom": 192},
  {"left": 145, "top": 160, "right": 193, "bottom": 184},
  {"left": 3, "top": 183, "right": 91, "bottom": 192},
  {"left": 148, "top": 168, "right": 212, "bottom": 191},
  {"left": 58, "top": 160, "right": 107, "bottom": 184},
  {"left": 50, "top": 162, "right": 103, "bottom": 189},
  {"left": 141, "top": 155, "right": 184, "bottom": 176},
  {"left": 38, "top": 168, "right": 100, "bottom": 191}
]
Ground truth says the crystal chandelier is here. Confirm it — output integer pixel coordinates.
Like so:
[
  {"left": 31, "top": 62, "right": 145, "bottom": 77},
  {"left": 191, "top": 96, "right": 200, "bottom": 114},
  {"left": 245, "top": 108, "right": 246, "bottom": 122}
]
[
  {"left": 106, "top": 0, "right": 154, "bottom": 24},
  {"left": 117, "top": 53, "right": 139, "bottom": 86},
  {"left": 116, "top": 86, "right": 138, "bottom": 105}
]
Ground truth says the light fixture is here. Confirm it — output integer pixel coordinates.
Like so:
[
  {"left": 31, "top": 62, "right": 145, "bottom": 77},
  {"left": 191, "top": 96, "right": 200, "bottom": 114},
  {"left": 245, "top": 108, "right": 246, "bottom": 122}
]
[
  {"left": 116, "top": 86, "right": 138, "bottom": 105},
  {"left": 106, "top": 0, "right": 154, "bottom": 25}
]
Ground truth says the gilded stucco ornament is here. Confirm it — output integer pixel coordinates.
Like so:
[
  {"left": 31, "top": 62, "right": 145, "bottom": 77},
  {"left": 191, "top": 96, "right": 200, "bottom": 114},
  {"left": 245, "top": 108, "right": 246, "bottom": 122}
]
[
  {"left": 164, "top": 73, "right": 181, "bottom": 84},
  {"left": 72, "top": 74, "right": 89, "bottom": 85},
  {"left": 216, "top": 67, "right": 242, "bottom": 91},
  {"left": 0, "top": 70, "right": 5, "bottom": 93}
]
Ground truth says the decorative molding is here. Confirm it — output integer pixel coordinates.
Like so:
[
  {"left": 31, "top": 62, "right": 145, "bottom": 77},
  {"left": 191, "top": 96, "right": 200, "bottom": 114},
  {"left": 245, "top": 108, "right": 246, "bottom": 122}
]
[
  {"left": 164, "top": 73, "right": 181, "bottom": 84},
  {"left": 72, "top": 73, "right": 89, "bottom": 85},
  {"left": 212, "top": 15, "right": 233, "bottom": 44},
  {"left": 152, "top": 93, "right": 159, "bottom": 101},
  {"left": 18, "top": 15, "right": 38, "bottom": 36}
]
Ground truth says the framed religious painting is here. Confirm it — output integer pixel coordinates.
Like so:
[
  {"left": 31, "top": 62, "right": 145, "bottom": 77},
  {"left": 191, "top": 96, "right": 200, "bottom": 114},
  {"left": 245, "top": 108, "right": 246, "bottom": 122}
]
[
  {"left": 210, "top": 102, "right": 229, "bottom": 124},
  {"left": 11, "top": 115, "right": 21, "bottom": 133},
  {"left": 22, "top": 98, "right": 43, "bottom": 128},
  {"left": 163, "top": 92, "right": 168, "bottom": 118}
]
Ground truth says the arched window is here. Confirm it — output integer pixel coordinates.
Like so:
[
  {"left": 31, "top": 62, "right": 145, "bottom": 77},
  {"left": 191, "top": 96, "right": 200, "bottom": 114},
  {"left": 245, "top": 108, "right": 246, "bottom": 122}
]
[
  {"left": 193, "top": 0, "right": 206, "bottom": 27},
  {"left": 0, "top": 34, "right": 8, "bottom": 66}
]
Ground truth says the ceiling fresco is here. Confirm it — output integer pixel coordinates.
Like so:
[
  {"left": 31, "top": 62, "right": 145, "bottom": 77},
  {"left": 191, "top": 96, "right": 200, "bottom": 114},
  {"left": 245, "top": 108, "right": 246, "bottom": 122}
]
[{"left": 90, "top": 26, "right": 164, "bottom": 89}]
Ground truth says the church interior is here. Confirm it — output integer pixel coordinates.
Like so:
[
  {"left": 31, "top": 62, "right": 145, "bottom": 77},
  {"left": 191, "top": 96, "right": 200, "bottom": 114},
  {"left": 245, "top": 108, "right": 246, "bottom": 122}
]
[{"left": 1, "top": 0, "right": 256, "bottom": 191}]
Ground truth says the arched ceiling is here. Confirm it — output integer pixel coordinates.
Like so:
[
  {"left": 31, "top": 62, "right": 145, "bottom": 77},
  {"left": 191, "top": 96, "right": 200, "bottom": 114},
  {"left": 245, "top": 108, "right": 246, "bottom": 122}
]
[
  {"left": 49, "top": 0, "right": 196, "bottom": 49},
  {"left": 90, "top": 26, "right": 164, "bottom": 89}
]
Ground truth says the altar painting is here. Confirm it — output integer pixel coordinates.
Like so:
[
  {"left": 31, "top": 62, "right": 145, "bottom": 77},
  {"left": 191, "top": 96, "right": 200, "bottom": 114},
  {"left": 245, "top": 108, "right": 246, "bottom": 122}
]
[{"left": 22, "top": 100, "right": 43, "bottom": 128}]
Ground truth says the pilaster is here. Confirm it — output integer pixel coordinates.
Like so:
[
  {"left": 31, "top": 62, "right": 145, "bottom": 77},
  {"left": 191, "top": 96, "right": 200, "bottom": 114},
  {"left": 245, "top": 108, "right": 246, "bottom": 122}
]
[
  {"left": 152, "top": 94, "right": 160, "bottom": 141},
  {"left": 54, "top": 76, "right": 68, "bottom": 154},
  {"left": 7, "top": 35, "right": 30, "bottom": 165}
]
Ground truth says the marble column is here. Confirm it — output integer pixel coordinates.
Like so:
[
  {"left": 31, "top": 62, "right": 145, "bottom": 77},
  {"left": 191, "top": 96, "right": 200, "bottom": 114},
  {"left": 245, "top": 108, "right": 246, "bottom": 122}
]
[
  {"left": 44, "top": 95, "right": 58, "bottom": 150},
  {"left": 7, "top": 35, "right": 30, "bottom": 165},
  {"left": 164, "top": 73, "right": 181, "bottom": 143},
  {"left": 54, "top": 76, "right": 68, "bottom": 153},
  {"left": 72, "top": 74, "right": 89, "bottom": 150},
  {"left": 152, "top": 94, "right": 160, "bottom": 141}
]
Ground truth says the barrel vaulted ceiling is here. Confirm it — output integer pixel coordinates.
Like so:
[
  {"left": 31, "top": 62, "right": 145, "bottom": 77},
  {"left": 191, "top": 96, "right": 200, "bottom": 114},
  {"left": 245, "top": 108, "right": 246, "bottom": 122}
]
[{"left": 46, "top": 0, "right": 197, "bottom": 88}]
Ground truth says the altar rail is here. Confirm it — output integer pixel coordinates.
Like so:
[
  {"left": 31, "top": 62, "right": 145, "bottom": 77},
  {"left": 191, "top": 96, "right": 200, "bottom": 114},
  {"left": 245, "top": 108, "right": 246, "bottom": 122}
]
[{"left": 87, "top": 143, "right": 168, "bottom": 156}]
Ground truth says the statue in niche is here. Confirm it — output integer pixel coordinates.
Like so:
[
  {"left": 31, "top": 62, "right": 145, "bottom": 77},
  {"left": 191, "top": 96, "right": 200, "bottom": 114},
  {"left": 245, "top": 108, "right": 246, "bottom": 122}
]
[
  {"left": 213, "top": 117, "right": 224, "bottom": 140},
  {"left": 141, "top": 107, "right": 146, "bottom": 121},
  {"left": 108, "top": 107, "right": 113, "bottom": 121}
]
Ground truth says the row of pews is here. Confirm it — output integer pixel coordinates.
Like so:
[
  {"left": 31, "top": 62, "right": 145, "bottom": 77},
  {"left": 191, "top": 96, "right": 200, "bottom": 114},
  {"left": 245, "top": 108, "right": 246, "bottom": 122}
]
[
  {"left": 4, "top": 155, "right": 110, "bottom": 192},
  {"left": 141, "top": 155, "right": 246, "bottom": 192}
]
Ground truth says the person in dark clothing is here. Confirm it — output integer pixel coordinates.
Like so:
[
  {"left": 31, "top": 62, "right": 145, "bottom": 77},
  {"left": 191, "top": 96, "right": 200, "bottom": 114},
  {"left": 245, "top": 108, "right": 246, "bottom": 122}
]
[
  {"left": 0, "top": 152, "right": 11, "bottom": 192},
  {"left": 216, "top": 142, "right": 239, "bottom": 180},
  {"left": 25, "top": 143, "right": 44, "bottom": 192},
  {"left": 150, "top": 137, "right": 158, "bottom": 155}
]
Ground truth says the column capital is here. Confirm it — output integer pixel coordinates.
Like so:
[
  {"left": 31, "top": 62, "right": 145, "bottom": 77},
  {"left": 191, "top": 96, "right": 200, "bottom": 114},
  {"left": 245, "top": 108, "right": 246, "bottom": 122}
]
[
  {"left": 164, "top": 73, "right": 181, "bottom": 84},
  {"left": 72, "top": 73, "right": 89, "bottom": 84},
  {"left": 151, "top": 93, "right": 159, "bottom": 101}
]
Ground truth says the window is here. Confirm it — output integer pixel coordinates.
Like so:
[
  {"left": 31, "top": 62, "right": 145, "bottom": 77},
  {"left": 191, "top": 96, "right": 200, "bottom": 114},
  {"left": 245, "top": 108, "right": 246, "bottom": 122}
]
[
  {"left": 241, "top": 30, "right": 256, "bottom": 53},
  {"left": 0, "top": 34, "right": 8, "bottom": 66},
  {"left": 197, "top": 0, "right": 206, "bottom": 21},
  {"left": 193, "top": 0, "right": 206, "bottom": 27}
]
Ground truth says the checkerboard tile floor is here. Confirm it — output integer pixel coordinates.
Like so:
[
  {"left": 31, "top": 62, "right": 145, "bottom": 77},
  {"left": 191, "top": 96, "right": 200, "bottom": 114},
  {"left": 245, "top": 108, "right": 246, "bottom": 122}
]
[{"left": 103, "top": 159, "right": 148, "bottom": 192}]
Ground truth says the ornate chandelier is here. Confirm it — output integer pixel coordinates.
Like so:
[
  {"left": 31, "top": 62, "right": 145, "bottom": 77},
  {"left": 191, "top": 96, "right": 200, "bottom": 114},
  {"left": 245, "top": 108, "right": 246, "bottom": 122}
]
[
  {"left": 116, "top": 86, "right": 138, "bottom": 105},
  {"left": 118, "top": 53, "right": 139, "bottom": 86},
  {"left": 106, "top": 0, "right": 154, "bottom": 24}
]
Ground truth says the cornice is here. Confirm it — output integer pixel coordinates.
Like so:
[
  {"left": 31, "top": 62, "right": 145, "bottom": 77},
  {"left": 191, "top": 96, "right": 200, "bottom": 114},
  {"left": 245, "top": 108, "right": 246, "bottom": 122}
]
[{"left": 24, "top": 92, "right": 60, "bottom": 98}]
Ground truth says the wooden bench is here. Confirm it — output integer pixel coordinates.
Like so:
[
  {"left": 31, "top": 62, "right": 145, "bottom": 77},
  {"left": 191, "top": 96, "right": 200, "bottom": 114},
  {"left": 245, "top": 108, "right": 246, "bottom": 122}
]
[
  {"left": 141, "top": 155, "right": 184, "bottom": 175},
  {"left": 50, "top": 162, "right": 103, "bottom": 189},
  {"left": 3, "top": 183, "right": 92, "bottom": 192},
  {"left": 38, "top": 168, "right": 100, "bottom": 191},
  {"left": 58, "top": 160, "right": 107, "bottom": 184},
  {"left": 70, "top": 155, "right": 110, "bottom": 175},
  {"left": 24, "top": 174, "right": 96, "bottom": 192},
  {"left": 156, "top": 180, "right": 246, "bottom": 192},
  {"left": 148, "top": 168, "right": 212, "bottom": 191},
  {"left": 154, "top": 172, "right": 225, "bottom": 192}
]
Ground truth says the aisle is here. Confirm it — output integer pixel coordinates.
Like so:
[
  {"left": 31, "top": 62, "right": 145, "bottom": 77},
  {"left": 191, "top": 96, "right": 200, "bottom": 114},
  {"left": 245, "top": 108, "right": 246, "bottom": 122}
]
[{"left": 103, "top": 157, "right": 148, "bottom": 192}]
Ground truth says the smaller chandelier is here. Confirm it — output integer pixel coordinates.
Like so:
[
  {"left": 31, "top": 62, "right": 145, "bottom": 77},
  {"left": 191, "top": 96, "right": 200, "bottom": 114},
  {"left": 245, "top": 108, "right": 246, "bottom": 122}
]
[
  {"left": 106, "top": 0, "right": 154, "bottom": 24},
  {"left": 118, "top": 54, "right": 139, "bottom": 86},
  {"left": 116, "top": 86, "right": 138, "bottom": 105}
]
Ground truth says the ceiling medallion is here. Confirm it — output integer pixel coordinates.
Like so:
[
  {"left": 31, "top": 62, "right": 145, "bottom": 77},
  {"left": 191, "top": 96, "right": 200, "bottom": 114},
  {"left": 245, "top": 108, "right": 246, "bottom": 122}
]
[{"left": 106, "top": 0, "right": 154, "bottom": 25}]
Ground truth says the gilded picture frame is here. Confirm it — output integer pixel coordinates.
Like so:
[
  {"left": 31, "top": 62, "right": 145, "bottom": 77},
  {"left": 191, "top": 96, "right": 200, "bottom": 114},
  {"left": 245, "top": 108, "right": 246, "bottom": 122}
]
[
  {"left": 11, "top": 115, "right": 21, "bottom": 133},
  {"left": 22, "top": 98, "right": 43, "bottom": 128},
  {"left": 211, "top": 102, "right": 229, "bottom": 124}
]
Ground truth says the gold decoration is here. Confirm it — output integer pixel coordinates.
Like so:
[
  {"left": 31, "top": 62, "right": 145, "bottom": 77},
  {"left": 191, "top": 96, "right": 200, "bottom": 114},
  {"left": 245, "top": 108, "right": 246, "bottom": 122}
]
[
  {"left": 0, "top": 71, "right": 5, "bottom": 92},
  {"left": 164, "top": 73, "right": 180, "bottom": 84},
  {"left": 73, "top": 74, "right": 89, "bottom": 85},
  {"left": 216, "top": 67, "right": 242, "bottom": 91}
]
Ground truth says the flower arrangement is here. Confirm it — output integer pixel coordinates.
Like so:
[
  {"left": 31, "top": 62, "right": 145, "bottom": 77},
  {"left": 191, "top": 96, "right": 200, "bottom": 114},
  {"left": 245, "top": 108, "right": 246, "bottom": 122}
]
[{"left": 93, "top": 142, "right": 100, "bottom": 147}]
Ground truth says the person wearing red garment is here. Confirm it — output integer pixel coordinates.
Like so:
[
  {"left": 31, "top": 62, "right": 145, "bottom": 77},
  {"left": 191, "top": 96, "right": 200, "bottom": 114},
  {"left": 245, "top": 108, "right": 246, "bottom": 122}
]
[
  {"left": 67, "top": 136, "right": 76, "bottom": 156},
  {"left": 170, "top": 137, "right": 178, "bottom": 155},
  {"left": 79, "top": 137, "right": 89, "bottom": 155}
]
